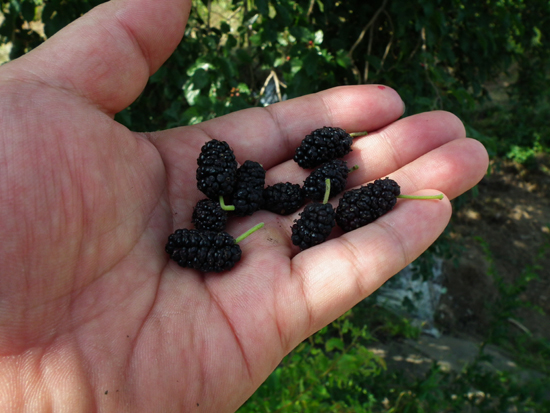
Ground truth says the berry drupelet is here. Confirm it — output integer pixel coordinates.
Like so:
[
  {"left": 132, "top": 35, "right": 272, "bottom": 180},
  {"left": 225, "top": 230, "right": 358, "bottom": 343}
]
[
  {"left": 262, "top": 182, "right": 305, "bottom": 215},
  {"left": 191, "top": 199, "right": 228, "bottom": 232},
  {"left": 302, "top": 160, "right": 358, "bottom": 201},
  {"left": 291, "top": 179, "right": 336, "bottom": 251},
  {"left": 231, "top": 160, "right": 266, "bottom": 216},
  {"left": 335, "top": 178, "right": 444, "bottom": 232},
  {"left": 196, "top": 139, "right": 238, "bottom": 199},
  {"left": 293, "top": 126, "right": 367, "bottom": 169}
]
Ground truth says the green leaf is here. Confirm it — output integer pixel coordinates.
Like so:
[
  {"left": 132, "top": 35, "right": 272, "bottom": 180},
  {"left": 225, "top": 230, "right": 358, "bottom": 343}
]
[
  {"left": 290, "top": 57, "right": 303, "bottom": 75},
  {"left": 274, "top": 56, "right": 286, "bottom": 67},
  {"left": 256, "top": 0, "right": 269, "bottom": 15},
  {"left": 236, "top": 48, "right": 253, "bottom": 64},
  {"left": 315, "top": 0, "right": 324, "bottom": 12},
  {"left": 192, "top": 68, "right": 209, "bottom": 90},
  {"left": 21, "top": 2, "right": 37, "bottom": 22},
  {"left": 186, "top": 60, "right": 214, "bottom": 76},
  {"left": 225, "top": 34, "right": 237, "bottom": 49},
  {"left": 303, "top": 50, "right": 319, "bottom": 76},
  {"left": 365, "top": 55, "right": 382, "bottom": 71},
  {"left": 220, "top": 21, "right": 230, "bottom": 34},
  {"left": 183, "top": 80, "right": 201, "bottom": 105},
  {"left": 182, "top": 107, "right": 204, "bottom": 126},
  {"left": 237, "top": 82, "right": 250, "bottom": 94},
  {"left": 325, "top": 337, "right": 344, "bottom": 352},
  {"left": 314, "top": 30, "right": 324, "bottom": 45},
  {"left": 336, "top": 354, "right": 359, "bottom": 374},
  {"left": 249, "top": 32, "right": 262, "bottom": 47}
]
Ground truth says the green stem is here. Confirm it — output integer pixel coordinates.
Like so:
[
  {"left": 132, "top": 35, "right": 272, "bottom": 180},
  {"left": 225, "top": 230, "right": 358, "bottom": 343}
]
[
  {"left": 397, "top": 194, "right": 444, "bottom": 200},
  {"left": 348, "top": 165, "right": 359, "bottom": 173},
  {"left": 350, "top": 131, "right": 368, "bottom": 138},
  {"left": 322, "top": 178, "right": 331, "bottom": 204},
  {"left": 219, "top": 195, "right": 235, "bottom": 211},
  {"left": 235, "top": 222, "right": 265, "bottom": 243}
]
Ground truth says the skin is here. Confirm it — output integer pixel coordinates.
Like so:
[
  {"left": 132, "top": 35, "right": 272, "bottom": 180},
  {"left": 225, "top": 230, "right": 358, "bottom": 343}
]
[{"left": 0, "top": 0, "right": 489, "bottom": 411}]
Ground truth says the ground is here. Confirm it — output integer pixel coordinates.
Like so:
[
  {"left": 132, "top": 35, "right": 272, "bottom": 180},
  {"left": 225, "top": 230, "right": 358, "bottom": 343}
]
[
  {"left": 366, "top": 155, "right": 550, "bottom": 391},
  {"left": 436, "top": 154, "right": 550, "bottom": 364}
]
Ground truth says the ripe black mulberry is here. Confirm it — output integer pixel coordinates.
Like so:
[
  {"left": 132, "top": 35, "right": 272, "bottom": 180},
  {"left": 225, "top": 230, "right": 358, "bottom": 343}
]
[
  {"left": 291, "top": 178, "right": 335, "bottom": 250},
  {"left": 294, "top": 126, "right": 353, "bottom": 169},
  {"left": 192, "top": 199, "right": 228, "bottom": 232},
  {"left": 165, "top": 228, "right": 242, "bottom": 272},
  {"left": 291, "top": 203, "right": 336, "bottom": 250},
  {"left": 231, "top": 160, "right": 266, "bottom": 216},
  {"left": 302, "top": 160, "right": 355, "bottom": 201},
  {"left": 196, "top": 139, "right": 238, "bottom": 199},
  {"left": 335, "top": 178, "right": 401, "bottom": 232},
  {"left": 262, "top": 182, "right": 304, "bottom": 215}
]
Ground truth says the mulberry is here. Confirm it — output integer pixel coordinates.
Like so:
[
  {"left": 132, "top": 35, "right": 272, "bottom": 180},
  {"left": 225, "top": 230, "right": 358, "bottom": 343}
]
[
  {"left": 231, "top": 160, "right": 266, "bottom": 216},
  {"left": 165, "top": 223, "right": 264, "bottom": 273},
  {"left": 262, "top": 182, "right": 304, "bottom": 215},
  {"left": 335, "top": 178, "right": 443, "bottom": 232},
  {"left": 302, "top": 160, "right": 358, "bottom": 201},
  {"left": 335, "top": 178, "right": 400, "bottom": 232},
  {"left": 293, "top": 127, "right": 367, "bottom": 169},
  {"left": 291, "top": 179, "right": 336, "bottom": 250},
  {"left": 196, "top": 139, "right": 238, "bottom": 199},
  {"left": 192, "top": 199, "right": 228, "bottom": 232}
]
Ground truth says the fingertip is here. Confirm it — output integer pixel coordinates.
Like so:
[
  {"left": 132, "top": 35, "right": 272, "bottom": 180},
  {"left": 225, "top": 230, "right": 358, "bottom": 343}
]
[
  {"left": 318, "top": 84, "right": 406, "bottom": 133},
  {"left": 6, "top": 0, "right": 191, "bottom": 114}
]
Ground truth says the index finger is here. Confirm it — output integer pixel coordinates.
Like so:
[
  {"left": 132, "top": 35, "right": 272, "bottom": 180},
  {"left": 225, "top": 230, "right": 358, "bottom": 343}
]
[{"left": 154, "top": 85, "right": 405, "bottom": 170}]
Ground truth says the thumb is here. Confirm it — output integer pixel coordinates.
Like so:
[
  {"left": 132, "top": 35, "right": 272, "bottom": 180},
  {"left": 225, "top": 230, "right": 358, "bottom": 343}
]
[{"left": 1, "top": 0, "right": 191, "bottom": 115}]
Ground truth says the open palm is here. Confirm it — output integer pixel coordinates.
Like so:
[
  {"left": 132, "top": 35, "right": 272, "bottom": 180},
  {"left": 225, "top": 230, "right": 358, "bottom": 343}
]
[{"left": 0, "top": 0, "right": 488, "bottom": 411}]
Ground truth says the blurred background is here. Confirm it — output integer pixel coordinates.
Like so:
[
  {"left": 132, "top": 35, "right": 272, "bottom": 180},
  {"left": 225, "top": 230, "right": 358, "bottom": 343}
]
[{"left": 2, "top": 0, "right": 549, "bottom": 410}]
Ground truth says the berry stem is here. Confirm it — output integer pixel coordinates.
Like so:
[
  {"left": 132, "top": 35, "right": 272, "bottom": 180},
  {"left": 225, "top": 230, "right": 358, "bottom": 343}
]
[
  {"left": 235, "top": 222, "right": 265, "bottom": 243},
  {"left": 397, "top": 194, "right": 444, "bottom": 200},
  {"left": 219, "top": 195, "right": 235, "bottom": 211},
  {"left": 350, "top": 131, "right": 368, "bottom": 138},
  {"left": 349, "top": 165, "right": 359, "bottom": 173},
  {"left": 322, "top": 178, "right": 331, "bottom": 204}
]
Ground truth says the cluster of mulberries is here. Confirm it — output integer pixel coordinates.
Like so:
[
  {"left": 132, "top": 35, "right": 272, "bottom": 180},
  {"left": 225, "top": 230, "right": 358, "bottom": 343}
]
[
  {"left": 166, "top": 126, "right": 442, "bottom": 269},
  {"left": 289, "top": 127, "right": 439, "bottom": 250},
  {"left": 167, "top": 139, "right": 267, "bottom": 273},
  {"left": 290, "top": 127, "right": 363, "bottom": 250}
]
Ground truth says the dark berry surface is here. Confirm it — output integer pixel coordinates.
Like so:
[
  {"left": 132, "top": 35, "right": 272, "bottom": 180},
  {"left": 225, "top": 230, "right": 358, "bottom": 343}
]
[
  {"left": 335, "top": 178, "right": 401, "bottom": 232},
  {"left": 165, "top": 228, "right": 242, "bottom": 273},
  {"left": 302, "top": 160, "right": 350, "bottom": 201},
  {"left": 262, "top": 182, "right": 304, "bottom": 215},
  {"left": 191, "top": 199, "right": 227, "bottom": 232},
  {"left": 196, "top": 139, "right": 238, "bottom": 199},
  {"left": 231, "top": 160, "right": 266, "bottom": 216},
  {"left": 293, "top": 126, "right": 353, "bottom": 169},
  {"left": 291, "top": 203, "right": 336, "bottom": 250}
]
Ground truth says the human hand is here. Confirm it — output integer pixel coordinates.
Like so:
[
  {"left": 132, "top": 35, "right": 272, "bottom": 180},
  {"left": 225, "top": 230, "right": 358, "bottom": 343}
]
[{"left": 0, "top": 0, "right": 488, "bottom": 411}]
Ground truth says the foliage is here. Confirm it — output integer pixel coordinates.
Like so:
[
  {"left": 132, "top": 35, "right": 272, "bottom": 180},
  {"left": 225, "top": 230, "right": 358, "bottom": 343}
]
[
  {"left": 2, "top": 0, "right": 549, "bottom": 142},
  {"left": 240, "top": 309, "right": 386, "bottom": 412},
  {"left": 240, "top": 301, "right": 550, "bottom": 412},
  {"left": 476, "top": 235, "right": 550, "bottom": 373}
]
